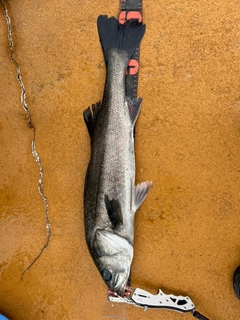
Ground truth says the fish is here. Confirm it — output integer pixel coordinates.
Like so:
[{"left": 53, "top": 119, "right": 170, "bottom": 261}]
[{"left": 83, "top": 15, "right": 152, "bottom": 296}]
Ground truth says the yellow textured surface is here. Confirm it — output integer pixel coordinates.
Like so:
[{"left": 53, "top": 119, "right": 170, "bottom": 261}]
[{"left": 1, "top": 1, "right": 240, "bottom": 319}]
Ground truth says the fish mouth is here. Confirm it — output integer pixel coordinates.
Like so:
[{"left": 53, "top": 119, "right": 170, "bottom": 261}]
[{"left": 112, "top": 273, "right": 128, "bottom": 296}]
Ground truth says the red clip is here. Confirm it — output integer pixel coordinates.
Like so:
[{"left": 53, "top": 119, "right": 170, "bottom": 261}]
[
  {"left": 119, "top": 11, "right": 142, "bottom": 24},
  {"left": 126, "top": 59, "right": 139, "bottom": 75}
]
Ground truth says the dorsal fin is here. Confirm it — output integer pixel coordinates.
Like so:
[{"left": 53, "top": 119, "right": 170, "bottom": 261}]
[
  {"left": 83, "top": 101, "right": 101, "bottom": 138},
  {"left": 133, "top": 181, "right": 152, "bottom": 213},
  {"left": 104, "top": 194, "right": 123, "bottom": 230},
  {"left": 127, "top": 97, "right": 143, "bottom": 126}
]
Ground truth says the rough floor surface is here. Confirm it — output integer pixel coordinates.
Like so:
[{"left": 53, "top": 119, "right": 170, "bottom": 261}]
[{"left": 0, "top": 1, "right": 240, "bottom": 319}]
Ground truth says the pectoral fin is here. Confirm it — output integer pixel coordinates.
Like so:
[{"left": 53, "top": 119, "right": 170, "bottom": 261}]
[
  {"left": 83, "top": 101, "right": 101, "bottom": 138},
  {"left": 133, "top": 181, "right": 152, "bottom": 213},
  {"left": 104, "top": 195, "right": 123, "bottom": 230}
]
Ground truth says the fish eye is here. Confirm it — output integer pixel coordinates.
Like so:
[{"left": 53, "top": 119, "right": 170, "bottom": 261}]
[{"left": 102, "top": 269, "right": 112, "bottom": 281}]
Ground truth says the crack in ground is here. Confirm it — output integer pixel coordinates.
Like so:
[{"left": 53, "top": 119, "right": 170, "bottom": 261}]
[{"left": 1, "top": 0, "right": 51, "bottom": 277}]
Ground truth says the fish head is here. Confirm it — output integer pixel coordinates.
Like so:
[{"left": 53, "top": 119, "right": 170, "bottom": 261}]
[{"left": 92, "top": 229, "right": 133, "bottom": 296}]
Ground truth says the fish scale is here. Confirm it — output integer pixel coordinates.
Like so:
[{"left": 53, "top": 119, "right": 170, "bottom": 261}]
[{"left": 87, "top": 50, "right": 135, "bottom": 244}]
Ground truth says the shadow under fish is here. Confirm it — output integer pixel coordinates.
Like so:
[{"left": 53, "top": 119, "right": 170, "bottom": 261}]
[{"left": 83, "top": 15, "right": 152, "bottom": 296}]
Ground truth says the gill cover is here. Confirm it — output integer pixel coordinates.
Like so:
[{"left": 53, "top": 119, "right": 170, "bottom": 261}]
[{"left": 93, "top": 229, "right": 133, "bottom": 259}]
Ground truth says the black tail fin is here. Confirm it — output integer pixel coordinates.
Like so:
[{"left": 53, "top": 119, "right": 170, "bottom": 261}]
[{"left": 97, "top": 15, "right": 146, "bottom": 64}]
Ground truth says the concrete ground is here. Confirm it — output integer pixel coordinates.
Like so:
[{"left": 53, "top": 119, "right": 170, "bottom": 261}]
[{"left": 1, "top": 0, "right": 240, "bottom": 319}]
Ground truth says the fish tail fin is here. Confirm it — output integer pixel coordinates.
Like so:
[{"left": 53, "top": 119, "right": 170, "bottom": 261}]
[{"left": 97, "top": 15, "right": 146, "bottom": 64}]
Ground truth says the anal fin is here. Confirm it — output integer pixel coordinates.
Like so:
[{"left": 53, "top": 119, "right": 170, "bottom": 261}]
[
  {"left": 83, "top": 101, "right": 101, "bottom": 138},
  {"left": 127, "top": 97, "right": 142, "bottom": 126}
]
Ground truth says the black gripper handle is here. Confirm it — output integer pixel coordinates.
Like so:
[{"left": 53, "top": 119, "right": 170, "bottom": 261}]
[{"left": 192, "top": 310, "right": 209, "bottom": 320}]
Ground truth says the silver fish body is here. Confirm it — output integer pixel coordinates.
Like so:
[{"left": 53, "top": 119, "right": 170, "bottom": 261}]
[
  {"left": 86, "top": 50, "right": 135, "bottom": 243},
  {"left": 83, "top": 16, "right": 151, "bottom": 295}
]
